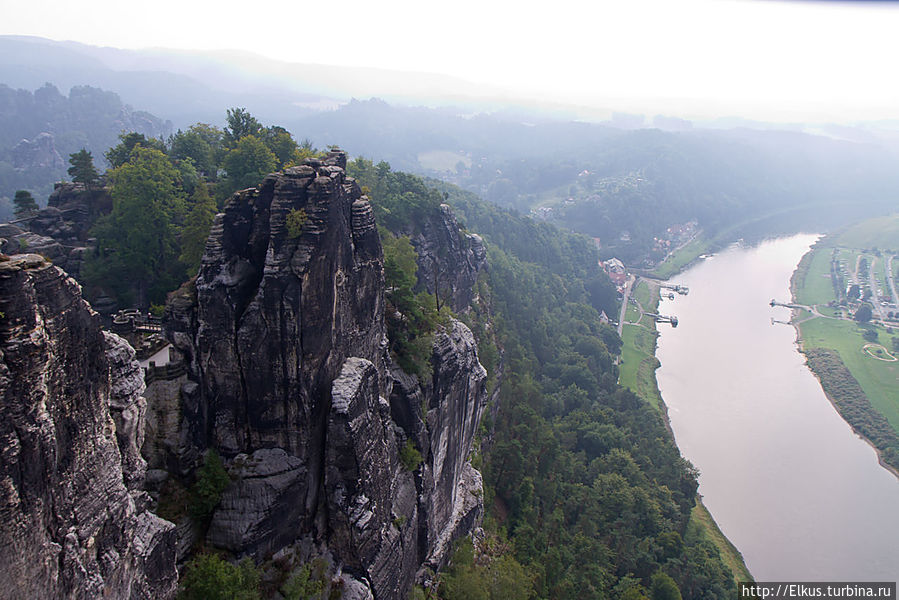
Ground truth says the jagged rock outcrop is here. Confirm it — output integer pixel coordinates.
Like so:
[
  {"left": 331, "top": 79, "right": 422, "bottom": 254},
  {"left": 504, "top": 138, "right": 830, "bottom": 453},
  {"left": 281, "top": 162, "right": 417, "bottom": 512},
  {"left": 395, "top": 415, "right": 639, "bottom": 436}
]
[
  {"left": 404, "top": 203, "right": 486, "bottom": 313},
  {"left": 1, "top": 182, "right": 110, "bottom": 283},
  {"left": 10, "top": 132, "right": 65, "bottom": 170},
  {"left": 0, "top": 254, "right": 177, "bottom": 599},
  {"left": 162, "top": 151, "right": 487, "bottom": 598}
]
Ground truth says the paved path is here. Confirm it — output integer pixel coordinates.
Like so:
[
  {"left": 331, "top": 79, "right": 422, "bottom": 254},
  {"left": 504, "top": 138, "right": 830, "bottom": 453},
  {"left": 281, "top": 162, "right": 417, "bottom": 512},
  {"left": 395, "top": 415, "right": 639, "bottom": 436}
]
[
  {"left": 869, "top": 256, "right": 887, "bottom": 320},
  {"left": 617, "top": 274, "right": 635, "bottom": 337},
  {"left": 887, "top": 254, "right": 899, "bottom": 307}
]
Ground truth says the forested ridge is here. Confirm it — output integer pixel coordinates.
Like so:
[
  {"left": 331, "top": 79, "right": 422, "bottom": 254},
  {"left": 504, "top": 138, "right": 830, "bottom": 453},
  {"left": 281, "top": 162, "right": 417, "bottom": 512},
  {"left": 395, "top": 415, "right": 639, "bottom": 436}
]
[{"left": 350, "top": 160, "right": 737, "bottom": 598}]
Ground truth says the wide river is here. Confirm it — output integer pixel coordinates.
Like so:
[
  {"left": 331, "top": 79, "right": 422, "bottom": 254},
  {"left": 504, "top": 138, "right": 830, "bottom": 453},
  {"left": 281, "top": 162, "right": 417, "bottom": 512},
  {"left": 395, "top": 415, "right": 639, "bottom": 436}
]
[{"left": 655, "top": 234, "right": 899, "bottom": 580}]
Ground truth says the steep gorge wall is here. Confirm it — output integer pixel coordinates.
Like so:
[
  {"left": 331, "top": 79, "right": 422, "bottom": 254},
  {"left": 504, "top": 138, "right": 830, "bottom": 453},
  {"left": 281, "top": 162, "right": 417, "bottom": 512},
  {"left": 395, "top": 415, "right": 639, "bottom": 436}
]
[
  {"left": 0, "top": 254, "right": 177, "bottom": 599},
  {"left": 164, "top": 151, "right": 487, "bottom": 597}
]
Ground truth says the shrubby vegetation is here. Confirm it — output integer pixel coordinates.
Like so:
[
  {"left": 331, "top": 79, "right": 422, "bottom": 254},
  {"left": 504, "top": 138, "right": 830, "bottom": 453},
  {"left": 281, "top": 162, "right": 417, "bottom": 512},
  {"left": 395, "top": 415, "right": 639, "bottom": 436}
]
[
  {"left": 803, "top": 348, "right": 899, "bottom": 470},
  {"left": 189, "top": 449, "right": 231, "bottom": 523},
  {"left": 179, "top": 554, "right": 260, "bottom": 600}
]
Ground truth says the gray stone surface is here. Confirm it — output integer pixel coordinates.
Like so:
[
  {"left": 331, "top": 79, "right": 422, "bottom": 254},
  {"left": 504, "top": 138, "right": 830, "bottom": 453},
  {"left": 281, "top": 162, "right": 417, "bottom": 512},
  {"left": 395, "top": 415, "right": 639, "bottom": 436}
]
[
  {"left": 208, "top": 448, "right": 307, "bottom": 559},
  {"left": 407, "top": 203, "right": 487, "bottom": 313},
  {"left": 159, "top": 151, "right": 488, "bottom": 597},
  {"left": 0, "top": 256, "right": 177, "bottom": 599}
]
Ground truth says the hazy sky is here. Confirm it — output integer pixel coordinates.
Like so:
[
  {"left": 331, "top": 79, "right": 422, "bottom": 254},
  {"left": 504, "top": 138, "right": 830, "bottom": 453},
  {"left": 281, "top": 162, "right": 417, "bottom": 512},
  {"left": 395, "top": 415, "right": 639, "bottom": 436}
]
[{"left": 3, "top": 0, "right": 899, "bottom": 122}]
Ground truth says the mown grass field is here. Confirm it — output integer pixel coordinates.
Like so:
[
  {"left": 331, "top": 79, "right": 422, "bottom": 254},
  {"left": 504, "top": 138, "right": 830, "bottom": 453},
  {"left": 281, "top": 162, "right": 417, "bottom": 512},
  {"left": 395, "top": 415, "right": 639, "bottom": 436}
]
[
  {"left": 800, "top": 316, "right": 899, "bottom": 433},
  {"left": 619, "top": 280, "right": 663, "bottom": 409},
  {"left": 794, "top": 246, "right": 836, "bottom": 306},
  {"left": 619, "top": 324, "right": 662, "bottom": 410},
  {"left": 651, "top": 236, "right": 710, "bottom": 279}
]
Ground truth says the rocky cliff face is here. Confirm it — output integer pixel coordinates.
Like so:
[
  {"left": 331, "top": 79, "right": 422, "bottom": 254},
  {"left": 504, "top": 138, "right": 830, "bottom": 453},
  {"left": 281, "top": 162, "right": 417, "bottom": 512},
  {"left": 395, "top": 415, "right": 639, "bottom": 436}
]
[
  {"left": 10, "top": 132, "right": 65, "bottom": 170},
  {"left": 0, "top": 182, "right": 110, "bottom": 285},
  {"left": 404, "top": 203, "right": 486, "bottom": 314},
  {"left": 165, "top": 151, "right": 487, "bottom": 597},
  {"left": 0, "top": 254, "right": 177, "bottom": 600}
]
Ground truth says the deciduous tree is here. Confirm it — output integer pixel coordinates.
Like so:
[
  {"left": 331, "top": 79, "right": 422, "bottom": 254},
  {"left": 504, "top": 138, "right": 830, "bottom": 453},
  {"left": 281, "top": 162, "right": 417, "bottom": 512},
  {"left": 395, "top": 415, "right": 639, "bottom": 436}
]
[
  {"left": 179, "top": 182, "right": 217, "bottom": 273},
  {"left": 85, "top": 146, "right": 185, "bottom": 307},
  {"left": 220, "top": 135, "right": 277, "bottom": 197}
]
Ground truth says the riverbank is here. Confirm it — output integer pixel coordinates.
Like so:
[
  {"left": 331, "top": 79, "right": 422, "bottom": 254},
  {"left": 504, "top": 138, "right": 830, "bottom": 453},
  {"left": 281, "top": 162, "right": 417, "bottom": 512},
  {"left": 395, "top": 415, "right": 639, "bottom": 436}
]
[
  {"left": 790, "top": 237, "right": 899, "bottom": 477},
  {"left": 617, "top": 276, "right": 754, "bottom": 584}
]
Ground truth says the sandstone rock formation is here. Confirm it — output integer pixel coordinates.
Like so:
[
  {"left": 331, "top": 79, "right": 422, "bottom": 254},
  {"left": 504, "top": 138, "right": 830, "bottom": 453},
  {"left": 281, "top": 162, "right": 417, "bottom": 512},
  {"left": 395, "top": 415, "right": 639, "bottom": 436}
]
[
  {"left": 10, "top": 132, "right": 65, "bottom": 171},
  {"left": 0, "top": 254, "right": 177, "bottom": 599},
  {"left": 164, "top": 151, "right": 487, "bottom": 597},
  {"left": 0, "top": 182, "right": 110, "bottom": 283},
  {"left": 404, "top": 203, "right": 486, "bottom": 314}
]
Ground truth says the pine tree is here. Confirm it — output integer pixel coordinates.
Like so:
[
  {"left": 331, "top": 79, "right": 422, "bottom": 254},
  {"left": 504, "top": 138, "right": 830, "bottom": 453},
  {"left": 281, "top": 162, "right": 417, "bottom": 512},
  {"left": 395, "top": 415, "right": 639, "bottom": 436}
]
[
  {"left": 13, "top": 190, "right": 38, "bottom": 217},
  {"left": 68, "top": 148, "right": 100, "bottom": 187}
]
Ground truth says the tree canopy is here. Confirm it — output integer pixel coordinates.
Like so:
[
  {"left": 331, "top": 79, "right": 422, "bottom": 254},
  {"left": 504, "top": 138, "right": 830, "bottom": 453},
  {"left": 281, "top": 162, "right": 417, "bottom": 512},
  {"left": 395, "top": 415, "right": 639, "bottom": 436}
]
[
  {"left": 85, "top": 145, "right": 185, "bottom": 307},
  {"left": 220, "top": 135, "right": 278, "bottom": 197}
]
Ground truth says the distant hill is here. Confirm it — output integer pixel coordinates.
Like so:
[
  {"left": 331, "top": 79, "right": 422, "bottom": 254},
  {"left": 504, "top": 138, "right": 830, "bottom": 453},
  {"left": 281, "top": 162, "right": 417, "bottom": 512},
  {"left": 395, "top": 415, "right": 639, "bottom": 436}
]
[
  {"left": 0, "top": 35, "right": 496, "bottom": 131},
  {"left": 0, "top": 83, "right": 170, "bottom": 215},
  {"left": 4, "top": 35, "right": 898, "bottom": 262}
]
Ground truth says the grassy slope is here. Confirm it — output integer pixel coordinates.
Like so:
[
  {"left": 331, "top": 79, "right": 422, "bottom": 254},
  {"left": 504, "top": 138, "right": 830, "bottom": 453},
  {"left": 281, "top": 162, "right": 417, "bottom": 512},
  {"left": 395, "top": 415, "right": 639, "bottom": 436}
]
[
  {"left": 687, "top": 500, "right": 754, "bottom": 585},
  {"left": 837, "top": 214, "right": 899, "bottom": 250},
  {"left": 618, "top": 280, "right": 663, "bottom": 410},
  {"left": 794, "top": 246, "right": 836, "bottom": 306},
  {"left": 651, "top": 235, "right": 710, "bottom": 279}
]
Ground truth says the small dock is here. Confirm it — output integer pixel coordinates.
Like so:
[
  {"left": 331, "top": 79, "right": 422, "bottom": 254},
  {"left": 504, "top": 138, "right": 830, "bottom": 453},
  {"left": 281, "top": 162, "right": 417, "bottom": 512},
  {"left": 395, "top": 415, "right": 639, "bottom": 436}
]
[
  {"left": 770, "top": 299, "right": 803, "bottom": 310},
  {"left": 645, "top": 312, "right": 679, "bottom": 327},
  {"left": 660, "top": 283, "right": 689, "bottom": 295}
]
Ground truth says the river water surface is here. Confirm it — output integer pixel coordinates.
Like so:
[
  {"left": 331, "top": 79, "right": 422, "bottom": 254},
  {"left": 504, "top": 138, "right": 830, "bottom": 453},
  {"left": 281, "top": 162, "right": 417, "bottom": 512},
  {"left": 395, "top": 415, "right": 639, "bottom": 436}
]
[{"left": 655, "top": 234, "right": 899, "bottom": 580}]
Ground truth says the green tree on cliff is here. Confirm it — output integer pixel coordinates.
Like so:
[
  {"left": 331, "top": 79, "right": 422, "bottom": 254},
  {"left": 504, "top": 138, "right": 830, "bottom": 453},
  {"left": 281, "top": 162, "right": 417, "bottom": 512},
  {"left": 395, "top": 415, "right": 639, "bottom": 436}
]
[
  {"left": 68, "top": 148, "right": 100, "bottom": 187},
  {"left": 170, "top": 124, "right": 224, "bottom": 179},
  {"left": 85, "top": 146, "right": 186, "bottom": 307},
  {"left": 13, "top": 190, "right": 38, "bottom": 217},
  {"left": 219, "top": 135, "right": 277, "bottom": 199},
  {"left": 105, "top": 132, "right": 167, "bottom": 168},
  {"left": 223, "top": 107, "right": 262, "bottom": 147},
  {"left": 179, "top": 182, "right": 217, "bottom": 273},
  {"left": 260, "top": 125, "right": 299, "bottom": 168}
]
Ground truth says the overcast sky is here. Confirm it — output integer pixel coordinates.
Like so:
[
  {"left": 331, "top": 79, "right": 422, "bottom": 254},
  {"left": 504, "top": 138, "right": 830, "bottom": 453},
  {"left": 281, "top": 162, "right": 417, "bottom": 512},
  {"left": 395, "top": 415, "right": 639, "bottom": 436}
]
[{"left": 3, "top": 0, "right": 899, "bottom": 122}]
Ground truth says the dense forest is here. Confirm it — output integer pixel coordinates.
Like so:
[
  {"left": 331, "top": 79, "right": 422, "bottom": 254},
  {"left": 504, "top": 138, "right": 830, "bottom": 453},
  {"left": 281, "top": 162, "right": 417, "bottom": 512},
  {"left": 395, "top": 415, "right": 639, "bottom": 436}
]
[{"left": 349, "top": 159, "right": 737, "bottom": 597}]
